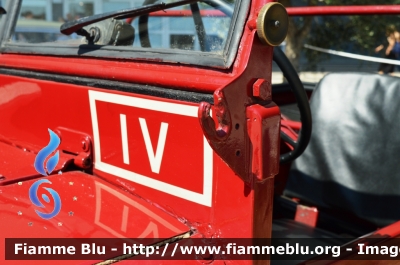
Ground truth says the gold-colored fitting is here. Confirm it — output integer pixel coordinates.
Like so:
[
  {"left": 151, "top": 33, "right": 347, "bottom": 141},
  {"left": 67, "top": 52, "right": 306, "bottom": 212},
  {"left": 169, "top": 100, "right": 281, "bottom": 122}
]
[{"left": 256, "top": 2, "right": 289, "bottom": 46}]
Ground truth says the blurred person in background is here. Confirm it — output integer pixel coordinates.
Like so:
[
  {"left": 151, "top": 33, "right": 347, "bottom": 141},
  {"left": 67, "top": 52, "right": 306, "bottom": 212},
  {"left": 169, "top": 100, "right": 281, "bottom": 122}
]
[{"left": 375, "top": 25, "right": 400, "bottom": 75}]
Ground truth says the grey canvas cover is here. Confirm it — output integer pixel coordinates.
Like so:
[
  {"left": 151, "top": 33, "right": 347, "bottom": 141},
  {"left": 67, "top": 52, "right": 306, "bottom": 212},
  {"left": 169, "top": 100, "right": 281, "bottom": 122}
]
[{"left": 285, "top": 72, "right": 400, "bottom": 227}]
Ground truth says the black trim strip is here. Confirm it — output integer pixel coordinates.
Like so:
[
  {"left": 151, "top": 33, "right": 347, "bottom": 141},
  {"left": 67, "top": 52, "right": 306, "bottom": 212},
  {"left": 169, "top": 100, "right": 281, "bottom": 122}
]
[{"left": 0, "top": 68, "right": 214, "bottom": 104}]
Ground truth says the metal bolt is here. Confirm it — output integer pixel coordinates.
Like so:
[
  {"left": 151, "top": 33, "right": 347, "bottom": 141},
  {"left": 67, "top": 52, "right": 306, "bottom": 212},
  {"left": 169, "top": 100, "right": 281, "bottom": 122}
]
[{"left": 252, "top": 79, "right": 271, "bottom": 101}]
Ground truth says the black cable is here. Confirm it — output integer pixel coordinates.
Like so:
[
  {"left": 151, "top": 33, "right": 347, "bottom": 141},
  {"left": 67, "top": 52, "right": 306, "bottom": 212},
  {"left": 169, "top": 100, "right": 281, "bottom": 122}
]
[{"left": 273, "top": 47, "right": 312, "bottom": 163}]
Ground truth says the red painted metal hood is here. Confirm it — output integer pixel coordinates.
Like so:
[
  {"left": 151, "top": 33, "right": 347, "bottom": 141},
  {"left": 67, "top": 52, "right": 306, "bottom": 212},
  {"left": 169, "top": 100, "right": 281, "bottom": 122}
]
[
  {"left": 0, "top": 141, "right": 38, "bottom": 183},
  {"left": 0, "top": 171, "right": 190, "bottom": 264}
]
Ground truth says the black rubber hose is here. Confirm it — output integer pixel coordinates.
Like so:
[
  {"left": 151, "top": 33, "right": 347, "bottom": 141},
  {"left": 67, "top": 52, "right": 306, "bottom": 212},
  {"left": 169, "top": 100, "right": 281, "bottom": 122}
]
[
  {"left": 190, "top": 3, "right": 207, "bottom": 52},
  {"left": 273, "top": 47, "right": 312, "bottom": 164},
  {"left": 138, "top": 0, "right": 157, "bottom": 48}
]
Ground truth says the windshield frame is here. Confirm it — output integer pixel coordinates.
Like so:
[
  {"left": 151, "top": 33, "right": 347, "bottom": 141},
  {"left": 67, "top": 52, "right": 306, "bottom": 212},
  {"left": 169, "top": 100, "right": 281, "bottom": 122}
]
[{"left": 0, "top": 0, "right": 250, "bottom": 69}]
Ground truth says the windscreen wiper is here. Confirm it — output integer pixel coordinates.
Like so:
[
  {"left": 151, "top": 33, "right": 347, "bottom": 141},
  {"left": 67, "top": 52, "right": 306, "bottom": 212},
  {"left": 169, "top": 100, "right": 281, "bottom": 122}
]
[{"left": 60, "top": 0, "right": 198, "bottom": 39}]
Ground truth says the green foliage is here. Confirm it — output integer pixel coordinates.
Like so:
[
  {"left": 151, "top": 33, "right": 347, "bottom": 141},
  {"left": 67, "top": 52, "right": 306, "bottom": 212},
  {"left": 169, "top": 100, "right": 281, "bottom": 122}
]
[{"left": 293, "top": 0, "right": 400, "bottom": 70}]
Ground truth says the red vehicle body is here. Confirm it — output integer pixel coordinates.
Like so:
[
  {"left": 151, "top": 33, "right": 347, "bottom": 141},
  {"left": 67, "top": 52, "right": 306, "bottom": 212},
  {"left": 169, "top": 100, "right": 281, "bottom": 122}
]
[{"left": 1, "top": 0, "right": 400, "bottom": 264}]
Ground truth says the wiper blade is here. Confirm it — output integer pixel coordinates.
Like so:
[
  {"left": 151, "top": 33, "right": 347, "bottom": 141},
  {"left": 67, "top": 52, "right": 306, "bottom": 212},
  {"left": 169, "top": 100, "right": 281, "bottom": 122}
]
[{"left": 60, "top": 0, "right": 198, "bottom": 36}]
